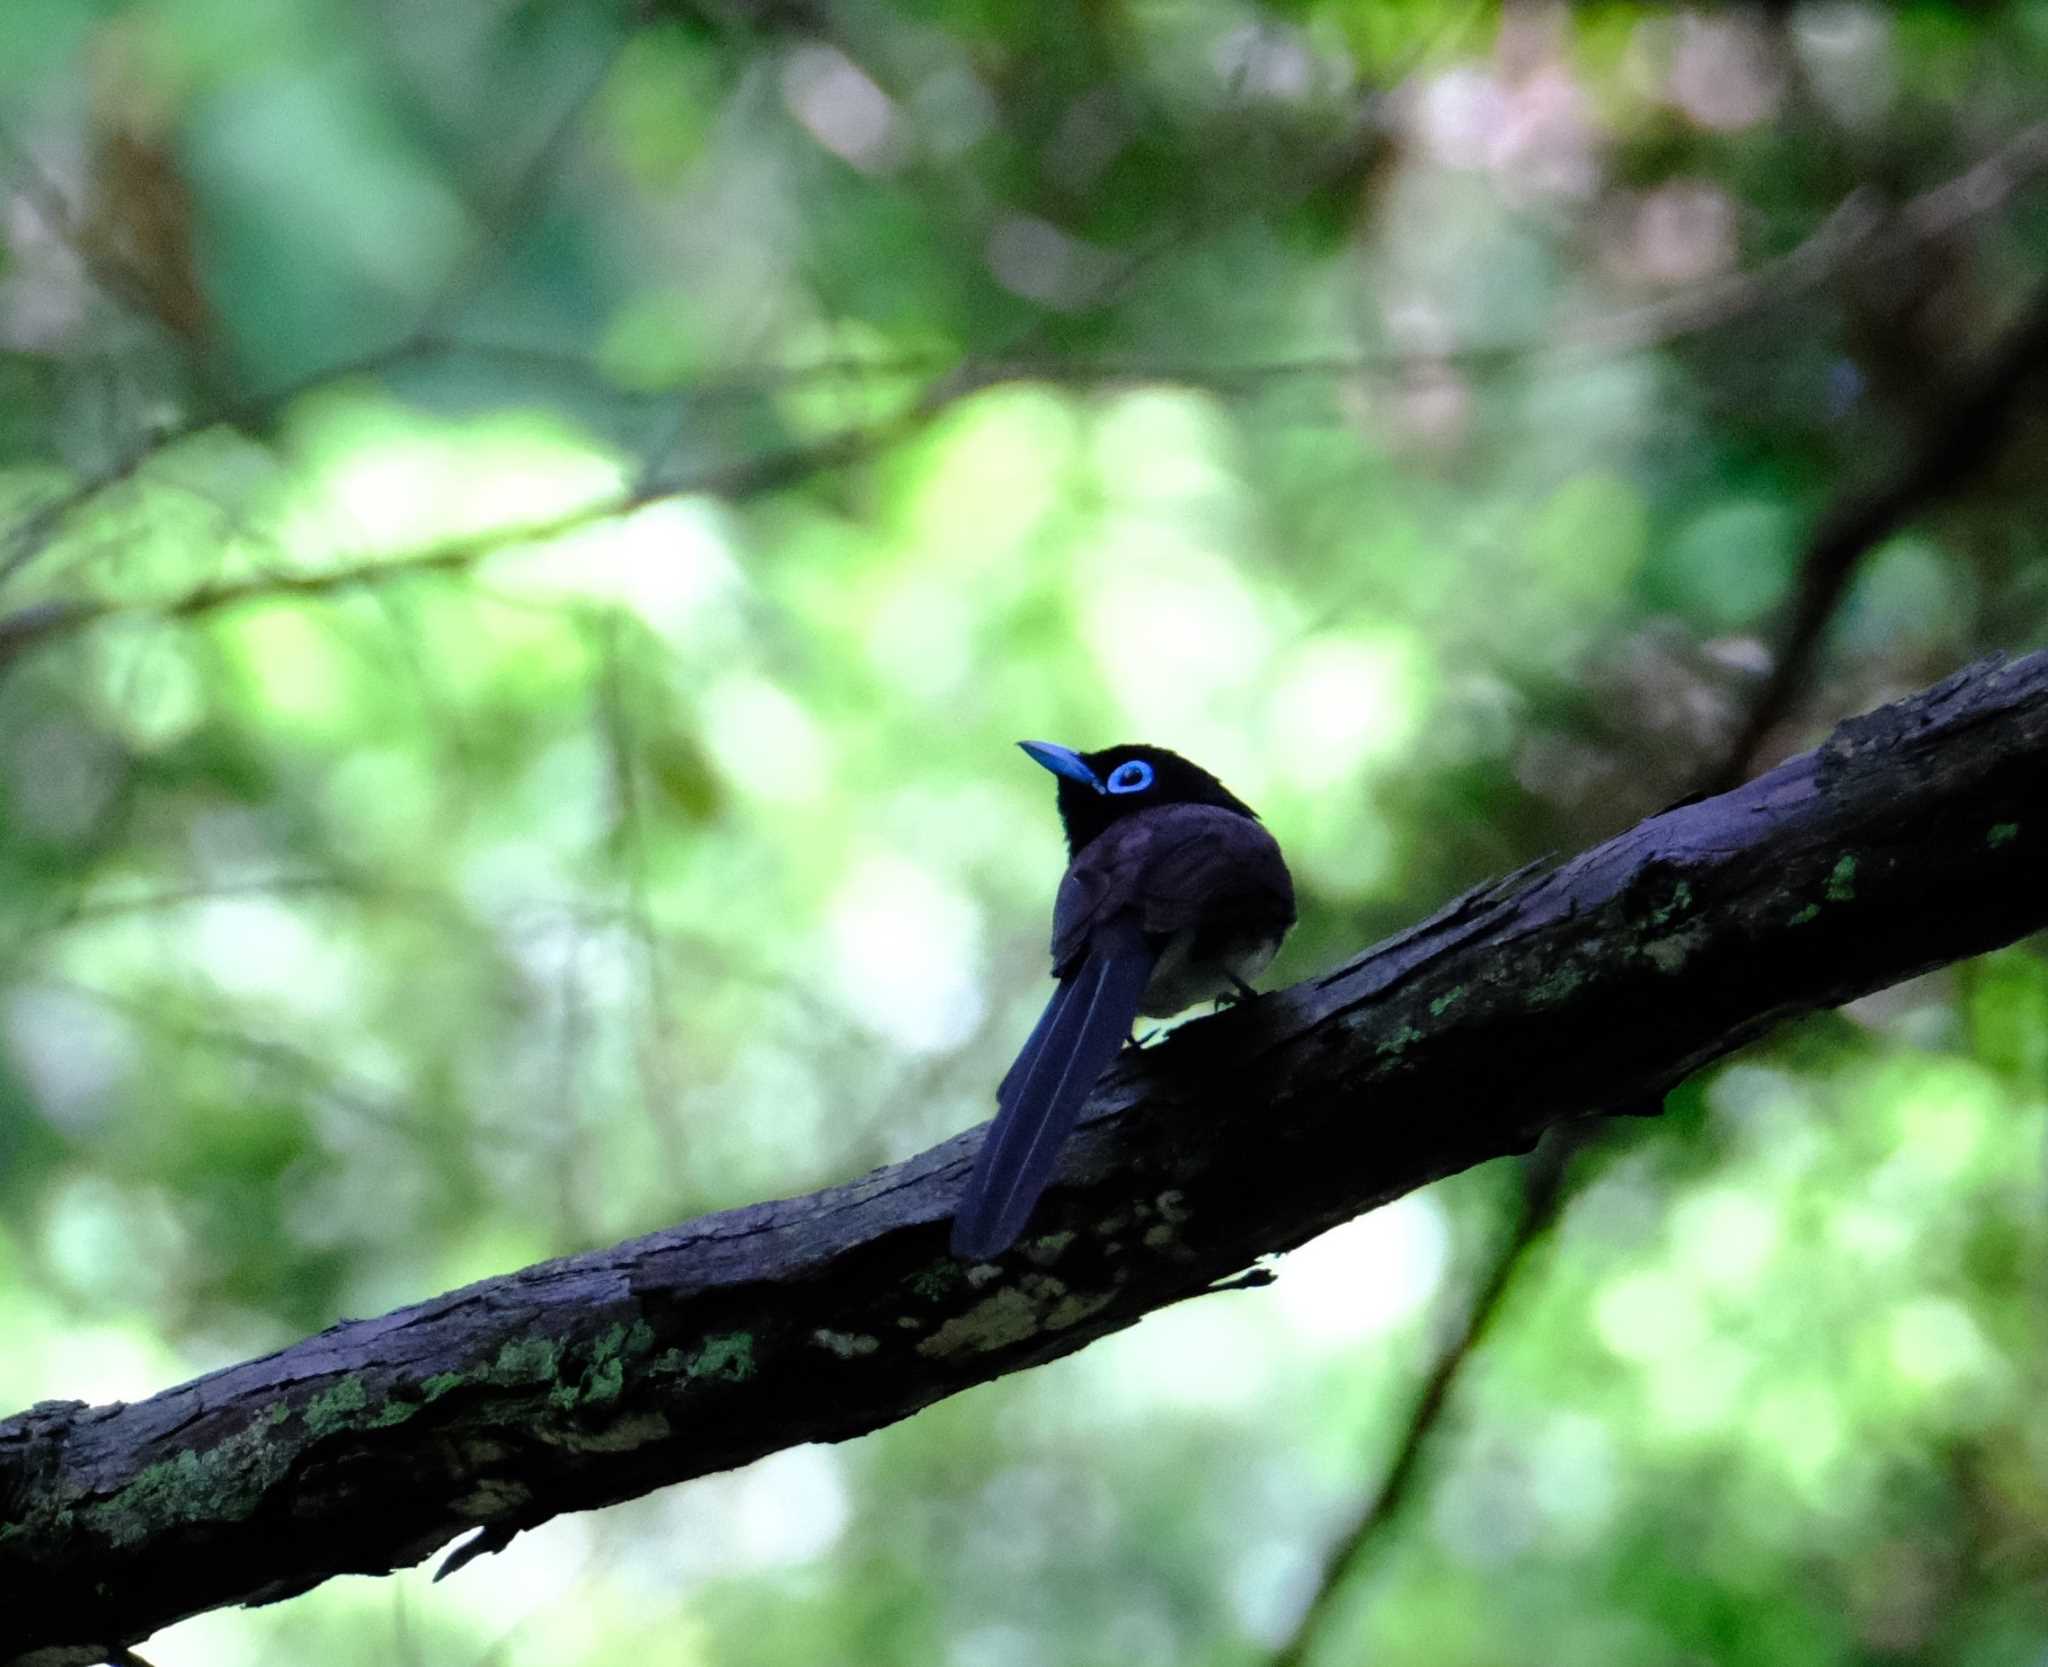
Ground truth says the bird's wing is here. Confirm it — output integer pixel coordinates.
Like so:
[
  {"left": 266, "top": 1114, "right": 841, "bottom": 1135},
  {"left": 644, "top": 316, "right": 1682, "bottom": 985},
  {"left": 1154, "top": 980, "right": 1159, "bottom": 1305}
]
[
  {"left": 1050, "top": 803, "right": 1294, "bottom": 971},
  {"left": 951, "top": 915, "right": 1156, "bottom": 1260}
]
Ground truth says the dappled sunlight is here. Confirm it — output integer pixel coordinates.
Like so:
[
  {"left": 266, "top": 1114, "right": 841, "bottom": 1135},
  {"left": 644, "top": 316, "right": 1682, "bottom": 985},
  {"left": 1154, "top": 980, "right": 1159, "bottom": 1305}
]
[
  {"left": 1271, "top": 1193, "right": 1451, "bottom": 1345},
  {"left": 86, "top": 619, "right": 207, "bottom": 749},
  {"left": 861, "top": 570, "right": 979, "bottom": 702},
  {"left": 4, "top": 986, "right": 136, "bottom": 1135},
  {"left": 1593, "top": 1266, "right": 1707, "bottom": 1367},
  {"left": 700, "top": 675, "right": 834, "bottom": 807},
  {"left": 1078, "top": 525, "right": 1276, "bottom": 734},
  {"left": 1749, "top": 1380, "right": 1848, "bottom": 1504},
  {"left": 826, "top": 854, "right": 985, "bottom": 1054},
  {"left": 0, "top": 1306, "right": 180, "bottom": 1415},
  {"left": 1886, "top": 1298, "right": 2002, "bottom": 1401},
  {"left": 1089, "top": 386, "right": 1245, "bottom": 514},
  {"left": 275, "top": 392, "right": 626, "bottom": 561},
  {"left": 625, "top": 1446, "right": 853, "bottom": 1590},
  {"left": 187, "top": 893, "right": 358, "bottom": 1015},
  {"left": 1668, "top": 1187, "right": 1779, "bottom": 1297},
  {"left": 435, "top": 1510, "right": 600, "bottom": 1643},
  {"left": 1067, "top": 1294, "right": 1285, "bottom": 1422},
  {"left": 894, "top": 386, "right": 1082, "bottom": 575},
  {"left": 2, "top": 2, "right": 2047, "bottom": 1663},
  {"left": 38, "top": 1172, "right": 191, "bottom": 1326},
  {"left": 1263, "top": 633, "right": 1431, "bottom": 789},
  {"left": 486, "top": 497, "right": 746, "bottom": 646},
  {"left": 214, "top": 602, "right": 359, "bottom": 730}
]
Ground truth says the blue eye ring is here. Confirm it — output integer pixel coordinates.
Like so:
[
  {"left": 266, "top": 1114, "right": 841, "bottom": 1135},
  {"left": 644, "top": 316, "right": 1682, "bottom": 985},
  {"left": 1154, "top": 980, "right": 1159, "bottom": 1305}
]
[{"left": 1105, "top": 759, "right": 1154, "bottom": 795}]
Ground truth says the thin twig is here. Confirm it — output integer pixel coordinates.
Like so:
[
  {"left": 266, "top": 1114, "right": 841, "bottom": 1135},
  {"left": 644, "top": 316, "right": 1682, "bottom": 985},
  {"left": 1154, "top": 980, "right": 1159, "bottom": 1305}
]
[
  {"left": 8, "top": 104, "right": 2046, "bottom": 612},
  {"left": 407, "top": 40, "right": 626, "bottom": 344},
  {"left": 1258, "top": 251, "right": 2048, "bottom": 1658},
  {"left": 33, "top": 973, "right": 434, "bottom": 1143},
  {"left": 592, "top": 613, "right": 691, "bottom": 1180},
  {"left": 0, "top": 43, "right": 621, "bottom": 597},
  {"left": 1268, "top": 1130, "right": 1582, "bottom": 1667},
  {"left": 1705, "top": 276, "right": 2048, "bottom": 793}
]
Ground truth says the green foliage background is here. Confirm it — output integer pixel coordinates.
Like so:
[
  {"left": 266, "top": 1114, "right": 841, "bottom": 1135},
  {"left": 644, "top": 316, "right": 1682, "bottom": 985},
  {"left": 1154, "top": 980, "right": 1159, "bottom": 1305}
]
[{"left": 3, "top": 2, "right": 2048, "bottom": 1662}]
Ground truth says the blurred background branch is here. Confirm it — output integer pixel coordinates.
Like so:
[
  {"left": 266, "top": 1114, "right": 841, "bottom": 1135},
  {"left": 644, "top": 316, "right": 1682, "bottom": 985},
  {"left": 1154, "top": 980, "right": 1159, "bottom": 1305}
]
[
  {"left": 1268, "top": 1126, "right": 1583, "bottom": 1667},
  {"left": 1273, "top": 202, "right": 2048, "bottom": 1667},
  {"left": 5, "top": 4, "right": 2048, "bottom": 1663},
  {"left": 10, "top": 645, "right": 2048, "bottom": 1659},
  {"left": 1712, "top": 279, "right": 2048, "bottom": 791}
]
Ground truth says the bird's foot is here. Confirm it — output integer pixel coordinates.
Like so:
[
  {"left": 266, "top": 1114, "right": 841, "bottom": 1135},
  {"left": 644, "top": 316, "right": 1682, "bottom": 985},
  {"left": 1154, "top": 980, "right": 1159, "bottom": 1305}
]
[
  {"left": 1212, "top": 973, "right": 1260, "bottom": 1011},
  {"left": 1126, "top": 1025, "right": 1162, "bottom": 1049}
]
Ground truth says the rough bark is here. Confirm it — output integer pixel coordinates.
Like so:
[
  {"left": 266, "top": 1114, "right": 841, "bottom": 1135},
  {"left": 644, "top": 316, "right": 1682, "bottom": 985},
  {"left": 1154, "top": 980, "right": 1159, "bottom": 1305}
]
[{"left": 5, "top": 653, "right": 2047, "bottom": 1665}]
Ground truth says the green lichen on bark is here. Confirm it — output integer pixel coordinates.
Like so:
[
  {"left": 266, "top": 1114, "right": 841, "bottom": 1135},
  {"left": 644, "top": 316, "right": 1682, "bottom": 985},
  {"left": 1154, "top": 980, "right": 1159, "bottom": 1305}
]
[
  {"left": 686, "top": 1332, "right": 755, "bottom": 1382},
  {"left": 1025, "top": 1230, "right": 1076, "bottom": 1263},
  {"left": 83, "top": 1417, "right": 295, "bottom": 1547},
  {"left": 482, "top": 1334, "right": 562, "bottom": 1388},
  {"left": 1528, "top": 965, "right": 1585, "bottom": 1005},
  {"left": 1045, "top": 1289, "right": 1116, "bottom": 1330},
  {"left": 301, "top": 1374, "right": 425, "bottom": 1435},
  {"left": 916, "top": 1287, "right": 1041, "bottom": 1357},
  {"left": 1642, "top": 925, "right": 1704, "bottom": 974},
  {"left": 303, "top": 1376, "right": 369, "bottom": 1437},
  {"left": 810, "top": 1329, "right": 880, "bottom": 1358},
  {"left": 1646, "top": 881, "right": 1694, "bottom": 926},
  {"left": 907, "top": 1259, "right": 964, "bottom": 1300},
  {"left": 1374, "top": 1022, "right": 1425, "bottom": 1058},
  {"left": 547, "top": 1321, "right": 656, "bottom": 1410},
  {"left": 650, "top": 1330, "right": 757, "bottom": 1384}
]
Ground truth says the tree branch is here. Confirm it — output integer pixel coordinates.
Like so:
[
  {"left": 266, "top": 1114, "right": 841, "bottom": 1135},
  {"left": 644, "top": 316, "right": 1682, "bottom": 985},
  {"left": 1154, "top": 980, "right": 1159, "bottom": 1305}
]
[
  {"left": 6, "top": 653, "right": 2048, "bottom": 1664},
  {"left": 1707, "top": 277, "right": 2048, "bottom": 792},
  {"left": 1265, "top": 248, "right": 2034, "bottom": 1647},
  {"left": 1267, "top": 1125, "right": 1583, "bottom": 1667}
]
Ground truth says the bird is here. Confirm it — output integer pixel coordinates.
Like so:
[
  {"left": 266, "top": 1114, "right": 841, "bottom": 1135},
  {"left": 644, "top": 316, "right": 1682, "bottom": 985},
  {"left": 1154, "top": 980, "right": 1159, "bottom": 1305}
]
[{"left": 950, "top": 741, "right": 1296, "bottom": 1259}]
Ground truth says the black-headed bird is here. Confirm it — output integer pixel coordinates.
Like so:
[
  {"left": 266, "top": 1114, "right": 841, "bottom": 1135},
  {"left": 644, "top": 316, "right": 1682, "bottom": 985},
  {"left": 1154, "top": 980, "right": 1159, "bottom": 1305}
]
[{"left": 951, "top": 742, "right": 1296, "bottom": 1259}]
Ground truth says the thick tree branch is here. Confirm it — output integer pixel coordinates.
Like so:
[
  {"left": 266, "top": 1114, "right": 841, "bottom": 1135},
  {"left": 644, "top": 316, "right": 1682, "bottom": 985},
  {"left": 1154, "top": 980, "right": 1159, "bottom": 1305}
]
[{"left": 6, "top": 653, "right": 2048, "bottom": 1664}]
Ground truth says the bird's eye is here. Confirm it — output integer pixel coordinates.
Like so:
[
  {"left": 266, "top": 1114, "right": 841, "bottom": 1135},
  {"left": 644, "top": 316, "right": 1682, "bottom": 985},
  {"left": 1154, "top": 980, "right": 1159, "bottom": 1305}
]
[{"left": 1106, "top": 760, "right": 1154, "bottom": 795}]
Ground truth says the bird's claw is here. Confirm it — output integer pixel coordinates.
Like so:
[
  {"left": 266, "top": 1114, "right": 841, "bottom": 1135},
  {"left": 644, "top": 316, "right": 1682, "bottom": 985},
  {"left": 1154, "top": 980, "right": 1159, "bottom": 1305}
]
[{"left": 1212, "top": 973, "right": 1260, "bottom": 1011}]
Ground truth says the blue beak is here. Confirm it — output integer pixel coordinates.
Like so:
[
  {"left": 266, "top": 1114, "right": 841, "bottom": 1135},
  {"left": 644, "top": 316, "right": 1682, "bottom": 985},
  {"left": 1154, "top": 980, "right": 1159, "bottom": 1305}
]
[{"left": 1018, "top": 740, "right": 1103, "bottom": 793}]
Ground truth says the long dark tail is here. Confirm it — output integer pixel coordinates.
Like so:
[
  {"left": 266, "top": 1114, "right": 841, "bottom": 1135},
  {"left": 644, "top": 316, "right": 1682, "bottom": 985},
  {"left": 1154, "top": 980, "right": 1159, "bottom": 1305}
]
[{"left": 952, "top": 927, "right": 1156, "bottom": 1259}]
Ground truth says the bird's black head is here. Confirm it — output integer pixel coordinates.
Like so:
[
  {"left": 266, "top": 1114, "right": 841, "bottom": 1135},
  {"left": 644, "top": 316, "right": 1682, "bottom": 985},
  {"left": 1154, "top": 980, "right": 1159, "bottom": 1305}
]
[{"left": 1019, "top": 740, "right": 1261, "bottom": 858}]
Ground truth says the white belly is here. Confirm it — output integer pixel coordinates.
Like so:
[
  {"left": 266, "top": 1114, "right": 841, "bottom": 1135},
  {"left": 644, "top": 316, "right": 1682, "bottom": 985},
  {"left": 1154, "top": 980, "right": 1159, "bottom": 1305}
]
[{"left": 1139, "top": 927, "right": 1281, "bottom": 1018}]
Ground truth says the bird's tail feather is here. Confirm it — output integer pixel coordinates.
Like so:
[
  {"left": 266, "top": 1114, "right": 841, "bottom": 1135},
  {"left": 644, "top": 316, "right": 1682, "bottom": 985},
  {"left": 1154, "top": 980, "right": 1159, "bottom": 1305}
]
[{"left": 952, "top": 924, "right": 1156, "bottom": 1258}]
